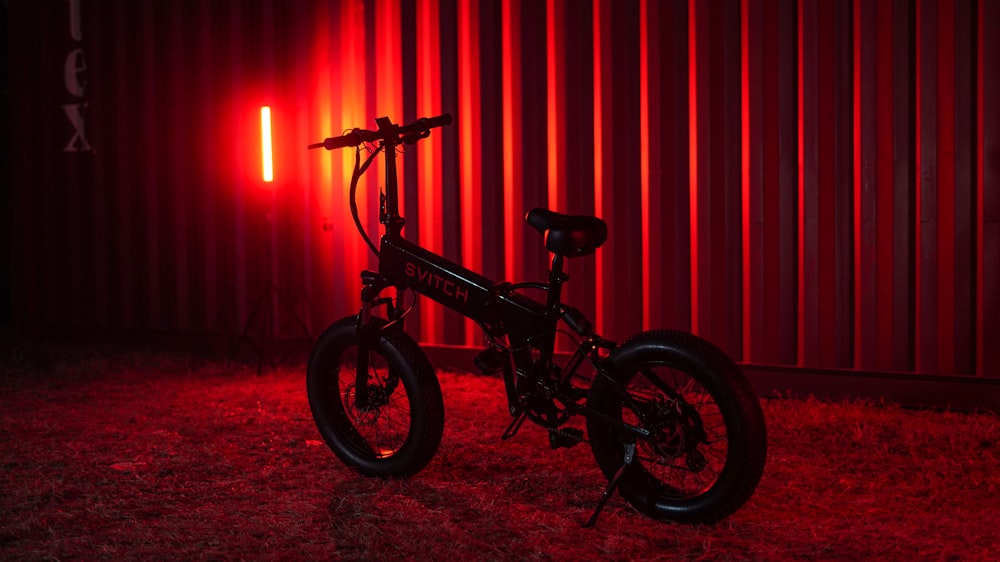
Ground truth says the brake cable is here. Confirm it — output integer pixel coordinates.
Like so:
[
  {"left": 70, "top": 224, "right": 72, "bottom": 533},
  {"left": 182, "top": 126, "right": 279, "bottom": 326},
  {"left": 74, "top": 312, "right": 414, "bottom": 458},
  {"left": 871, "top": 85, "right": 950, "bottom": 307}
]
[{"left": 349, "top": 142, "right": 383, "bottom": 257}]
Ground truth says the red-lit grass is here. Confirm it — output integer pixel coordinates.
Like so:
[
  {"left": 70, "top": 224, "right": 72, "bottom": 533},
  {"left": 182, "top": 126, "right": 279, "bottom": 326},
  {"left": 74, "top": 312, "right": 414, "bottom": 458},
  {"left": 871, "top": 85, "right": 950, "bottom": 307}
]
[{"left": 1, "top": 350, "right": 997, "bottom": 560}]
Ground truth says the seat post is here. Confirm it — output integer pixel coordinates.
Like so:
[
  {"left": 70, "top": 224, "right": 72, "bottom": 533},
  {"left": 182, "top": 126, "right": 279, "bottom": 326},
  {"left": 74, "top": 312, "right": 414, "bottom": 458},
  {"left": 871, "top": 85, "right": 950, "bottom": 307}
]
[{"left": 546, "top": 254, "right": 566, "bottom": 309}]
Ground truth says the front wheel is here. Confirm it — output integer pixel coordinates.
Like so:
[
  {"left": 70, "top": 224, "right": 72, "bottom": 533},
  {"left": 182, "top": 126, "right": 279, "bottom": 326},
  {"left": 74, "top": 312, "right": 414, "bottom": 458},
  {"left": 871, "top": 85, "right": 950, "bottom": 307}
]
[
  {"left": 586, "top": 331, "right": 766, "bottom": 524},
  {"left": 307, "top": 316, "right": 444, "bottom": 477}
]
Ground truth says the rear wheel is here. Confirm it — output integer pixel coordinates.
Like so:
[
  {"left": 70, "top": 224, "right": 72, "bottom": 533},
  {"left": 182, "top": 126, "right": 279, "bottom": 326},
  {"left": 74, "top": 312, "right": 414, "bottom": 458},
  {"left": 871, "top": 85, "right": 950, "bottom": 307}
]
[
  {"left": 307, "top": 316, "right": 444, "bottom": 477},
  {"left": 587, "top": 331, "right": 766, "bottom": 524}
]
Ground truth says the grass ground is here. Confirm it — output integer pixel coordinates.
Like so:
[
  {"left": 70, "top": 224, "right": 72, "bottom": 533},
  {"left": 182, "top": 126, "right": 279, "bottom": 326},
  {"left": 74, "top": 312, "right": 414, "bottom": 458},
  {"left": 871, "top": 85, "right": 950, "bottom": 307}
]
[{"left": 1, "top": 349, "right": 997, "bottom": 560}]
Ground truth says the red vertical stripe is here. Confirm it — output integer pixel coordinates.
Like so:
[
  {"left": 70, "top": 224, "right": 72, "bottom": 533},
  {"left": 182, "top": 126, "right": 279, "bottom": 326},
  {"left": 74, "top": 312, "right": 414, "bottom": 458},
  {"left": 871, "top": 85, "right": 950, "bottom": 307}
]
[
  {"left": 377, "top": 0, "right": 405, "bottom": 219},
  {"left": 112, "top": 0, "right": 134, "bottom": 328},
  {"left": 692, "top": 0, "right": 744, "bottom": 348},
  {"left": 687, "top": 0, "right": 700, "bottom": 336},
  {"left": 796, "top": 0, "right": 810, "bottom": 366},
  {"left": 546, "top": 0, "right": 560, "bottom": 212},
  {"left": 309, "top": 2, "right": 331, "bottom": 327},
  {"left": 916, "top": 0, "right": 937, "bottom": 373},
  {"left": 142, "top": 5, "right": 162, "bottom": 328},
  {"left": 198, "top": 0, "right": 217, "bottom": 333},
  {"left": 502, "top": 0, "right": 523, "bottom": 286},
  {"left": 915, "top": 0, "right": 925, "bottom": 372},
  {"left": 891, "top": 0, "right": 916, "bottom": 372},
  {"left": 597, "top": 0, "right": 642, "bottom": 343},
  {"left": 640, "top": 0, "right": 651, "bottom": 331},
  {"left": 979, "top": 0, "right": 1000, "bottom": 376},
  {"left": 797, "top": 0, "right": 851, "bottom": 368},
  {"left": 458, "top": 0, "right": 481, "bottom": 346},
  {"left": 951, "top": 0, "right": 976, "bottom": 375},
  {"left": 977, "top": 0, "right": 984, "bottom": 376},
  {"left": 854, "top": 0, "right": 898, "bottom": 370},
  {"left": 592, "top": 0, "right": 606, "bottom": 335},
  {"left": 89, "top": 7, "right": 109, "bottom": 328},
  {"left": 936, "top": 0, "right": 957, "bottom": 374},
  {"left": 744, "top": 0, "right": 797, "bottom": 365},
  {"left": 642, "top": 1, "right": 692, "bottom": 334},
  {"left": 170, "top": 2, "right": 190, "bottom": 330},
  {"left": 874, "top": 0, "right": 897, "bottom": 370},
  {"left": 741, "top": 0, "right": 754, "bottom": 360},
  {"left": 853, "top": 0, "right": 868, "bottom": 368},
  {"left": 417, "top": 0, "right": 443, "bottom": 344},
  {"left": 343, "top": 0, "right": 367, "bottom": 327}
]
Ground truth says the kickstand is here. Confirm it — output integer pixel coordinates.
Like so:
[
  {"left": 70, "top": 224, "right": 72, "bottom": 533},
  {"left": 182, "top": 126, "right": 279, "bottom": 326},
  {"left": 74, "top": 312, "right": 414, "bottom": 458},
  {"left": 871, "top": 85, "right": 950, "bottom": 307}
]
[
  {"left": 501, "top": 408, "right": 529, "bottom": 441},
  {"left": 583, "top": 441, "right": 636, "bottom": 528}
]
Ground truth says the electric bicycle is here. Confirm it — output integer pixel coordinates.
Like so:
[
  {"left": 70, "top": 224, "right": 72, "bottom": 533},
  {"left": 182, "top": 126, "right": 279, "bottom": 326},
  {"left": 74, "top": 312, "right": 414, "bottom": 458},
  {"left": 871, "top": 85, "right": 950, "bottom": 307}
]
[{"left": 306, "top": 115, "right": 766, "bottom": 526}]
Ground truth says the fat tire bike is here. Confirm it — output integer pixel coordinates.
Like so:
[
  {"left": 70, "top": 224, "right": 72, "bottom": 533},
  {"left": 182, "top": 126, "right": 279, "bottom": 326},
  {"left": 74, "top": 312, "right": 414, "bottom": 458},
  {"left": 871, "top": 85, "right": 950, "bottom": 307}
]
[{"left": 306, "top": 115, "right": 766, "bottom": 526}]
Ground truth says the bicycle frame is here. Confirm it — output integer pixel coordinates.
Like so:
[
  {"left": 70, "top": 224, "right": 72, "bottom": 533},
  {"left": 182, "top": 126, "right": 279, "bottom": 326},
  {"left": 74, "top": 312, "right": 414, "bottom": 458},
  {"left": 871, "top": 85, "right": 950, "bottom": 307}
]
[
  {"left": 309, "top": 115, "right": 767, "bottom": 528},
  {"left": 351, "top": 117, "right": 600, "bottom": 424}
]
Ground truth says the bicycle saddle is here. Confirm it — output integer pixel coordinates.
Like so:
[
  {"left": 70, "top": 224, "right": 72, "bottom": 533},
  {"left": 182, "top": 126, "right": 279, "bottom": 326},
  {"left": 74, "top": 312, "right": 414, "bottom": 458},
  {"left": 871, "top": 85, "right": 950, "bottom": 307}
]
[{"left": 525, "top": 208, "right": 608, "bottom": 258}]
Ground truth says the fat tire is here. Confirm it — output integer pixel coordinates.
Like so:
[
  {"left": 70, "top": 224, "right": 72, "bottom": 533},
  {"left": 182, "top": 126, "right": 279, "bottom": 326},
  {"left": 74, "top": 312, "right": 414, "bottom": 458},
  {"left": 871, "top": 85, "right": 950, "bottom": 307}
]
[
  {"left": 307, "top": 316, "right": 444, "bottom": 477},
  {"left": 586, "top": 330, "right": 766, "bottom": 524}
]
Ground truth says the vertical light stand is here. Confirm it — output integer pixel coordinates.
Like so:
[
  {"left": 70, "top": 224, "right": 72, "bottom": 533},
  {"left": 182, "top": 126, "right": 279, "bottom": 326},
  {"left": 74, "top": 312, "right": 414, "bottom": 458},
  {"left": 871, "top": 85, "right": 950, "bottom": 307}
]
[{"left": 230, "top": 106, "right": 312, "bottom": 370}]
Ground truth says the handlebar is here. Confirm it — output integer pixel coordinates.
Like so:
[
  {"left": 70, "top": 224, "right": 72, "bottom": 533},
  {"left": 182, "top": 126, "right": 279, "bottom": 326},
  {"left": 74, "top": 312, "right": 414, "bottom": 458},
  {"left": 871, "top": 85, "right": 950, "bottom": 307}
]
[{"left": 308, "top": 114, "right": 452, "bottom": 150}]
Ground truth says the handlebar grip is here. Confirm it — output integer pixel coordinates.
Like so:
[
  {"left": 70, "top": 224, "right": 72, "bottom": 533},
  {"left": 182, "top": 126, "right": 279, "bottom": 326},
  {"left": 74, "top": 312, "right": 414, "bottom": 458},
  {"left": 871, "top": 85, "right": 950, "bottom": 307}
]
[
  {"left": 423, "top": 114, "right": 452, "bottom": 129},
  {"left": 398, "top": 114, "right": 453, "bottom": 145},
  {"left": 308, "top": 129, "right": 377, "bottom": 150},
  {"left": 325, "top": 131, "right": 364, "bottom": 150}
]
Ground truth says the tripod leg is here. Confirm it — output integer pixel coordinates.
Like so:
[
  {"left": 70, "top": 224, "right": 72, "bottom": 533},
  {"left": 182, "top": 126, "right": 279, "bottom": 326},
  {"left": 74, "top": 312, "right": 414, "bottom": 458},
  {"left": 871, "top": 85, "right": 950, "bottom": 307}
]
[
  {"left": 583, "top": 441, "right": 636, "bottom": 528},
  {"left": 269, "top": 286, "right": 314, "bottom": 364},
  {"left": 274, "top": 287, "right": 312, "bottom": 338},
  {"left": 229, "top": 284, "right": 271, "bottom": 362}
]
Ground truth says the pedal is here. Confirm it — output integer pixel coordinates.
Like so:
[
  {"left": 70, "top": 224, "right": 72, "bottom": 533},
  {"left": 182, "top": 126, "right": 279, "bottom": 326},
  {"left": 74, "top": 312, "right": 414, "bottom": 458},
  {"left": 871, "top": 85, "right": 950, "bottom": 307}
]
[
  {"left": 548, "top": 427, "right": 584, "bottom": 449},
  {"left": 473, "top": 347, "right": 504, "bottom": 374}
]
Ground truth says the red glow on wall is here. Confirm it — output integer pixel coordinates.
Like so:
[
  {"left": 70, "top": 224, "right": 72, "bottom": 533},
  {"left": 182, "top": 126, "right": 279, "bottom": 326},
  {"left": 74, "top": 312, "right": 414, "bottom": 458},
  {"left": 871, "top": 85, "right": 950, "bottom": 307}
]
[
  {"left": 7, "top": 0, "right": 998, "bottom": 381},
  {"left": 686, "top": 0, "right": 700, "bottom": 337}
]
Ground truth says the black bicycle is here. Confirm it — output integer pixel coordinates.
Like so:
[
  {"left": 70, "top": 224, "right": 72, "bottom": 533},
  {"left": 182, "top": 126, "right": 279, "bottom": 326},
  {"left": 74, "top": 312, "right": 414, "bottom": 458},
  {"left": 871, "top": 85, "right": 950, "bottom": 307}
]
[{"left": 306, "top": 115, "right": 766, "bottom": 526}]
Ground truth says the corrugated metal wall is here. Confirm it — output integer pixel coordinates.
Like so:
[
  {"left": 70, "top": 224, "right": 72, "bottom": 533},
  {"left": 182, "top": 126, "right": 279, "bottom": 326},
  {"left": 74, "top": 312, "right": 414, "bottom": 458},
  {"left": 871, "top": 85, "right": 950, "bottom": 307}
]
[{"left": 7, "top": 0, "right": 999, "bottom": 378}]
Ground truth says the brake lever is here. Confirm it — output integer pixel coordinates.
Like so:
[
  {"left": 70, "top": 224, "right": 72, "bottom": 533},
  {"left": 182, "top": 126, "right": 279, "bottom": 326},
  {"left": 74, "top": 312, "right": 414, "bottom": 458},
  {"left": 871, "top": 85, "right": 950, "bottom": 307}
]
[{"left": 401, "top": 128, "right": 431, "bottom": 145}]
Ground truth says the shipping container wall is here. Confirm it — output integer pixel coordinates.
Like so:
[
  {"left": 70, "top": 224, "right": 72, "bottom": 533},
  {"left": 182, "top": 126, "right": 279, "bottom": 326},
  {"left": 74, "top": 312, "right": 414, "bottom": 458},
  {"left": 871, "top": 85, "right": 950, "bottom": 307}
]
[{"left": 6, "top": 0, "right": 999, "bottom": 378}]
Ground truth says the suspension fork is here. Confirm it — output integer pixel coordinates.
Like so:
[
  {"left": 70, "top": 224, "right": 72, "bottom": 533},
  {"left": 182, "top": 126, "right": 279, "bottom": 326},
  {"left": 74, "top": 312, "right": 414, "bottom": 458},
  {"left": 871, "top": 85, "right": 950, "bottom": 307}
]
[
  {"left": 354, "top": 302, "right": 375, "bottom": 410},
  {"left": 354, "top": 270, "right": 399, "bottom": 409}
]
